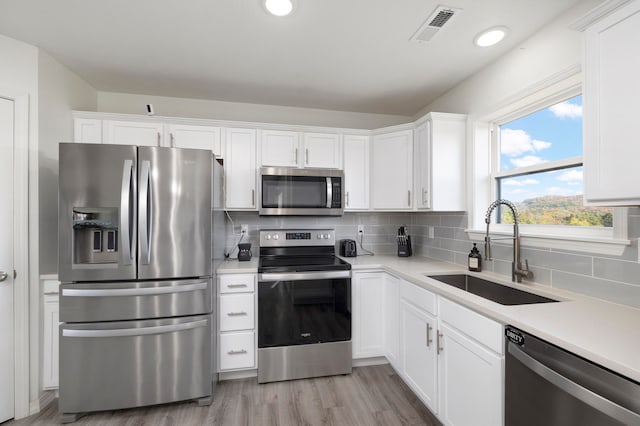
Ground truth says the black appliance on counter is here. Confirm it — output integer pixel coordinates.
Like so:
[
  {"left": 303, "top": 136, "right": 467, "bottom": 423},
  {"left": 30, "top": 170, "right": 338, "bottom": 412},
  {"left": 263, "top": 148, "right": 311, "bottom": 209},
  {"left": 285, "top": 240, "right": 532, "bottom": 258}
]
[
  {"left": 237, "top": 243, "right": 252, "bottom": 261},
  {"left": 397, "top": 226, "right": 412, "bottom": 257},
  {"left": 339, "top": 239, "right": 357, "bottom": 257},
  {"left": 257, "top": 229, "right": 352, "bottom": 383}
]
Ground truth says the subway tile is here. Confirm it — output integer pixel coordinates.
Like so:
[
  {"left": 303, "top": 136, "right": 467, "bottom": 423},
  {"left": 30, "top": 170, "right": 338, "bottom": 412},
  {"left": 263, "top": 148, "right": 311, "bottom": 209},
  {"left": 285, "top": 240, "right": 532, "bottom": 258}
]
[
  {"left": 440, "top": 238, "right": 473, "bottom": 254},
  {"left": 434, "top": 227, "right": 455, "bottom": 239},
  {"left": 520, "top": 248, "right": 592, "bottom": 276},
  {"left": 453, "top": 252, "right": 469, "bottom": 266},
  {"left": 426, "top": 247, "right": 455, "bottom": 263},
  {"left": 593, "top": 257, "right": 640, "bottom": 285},
  {"left": 492, "top": 259, "right": 512, "bottom": 277},
  {"left": 441, "top": 214, "right": 468, "bottom": 228},
  {"left": 552, "top": 271, "right": 640, "bottom": 309},
  {"left": 627, "top": 215, "right": 640, "bottom": 239},
  {"left": 413, "top": 214, "right": 442, "bottom": 226}
]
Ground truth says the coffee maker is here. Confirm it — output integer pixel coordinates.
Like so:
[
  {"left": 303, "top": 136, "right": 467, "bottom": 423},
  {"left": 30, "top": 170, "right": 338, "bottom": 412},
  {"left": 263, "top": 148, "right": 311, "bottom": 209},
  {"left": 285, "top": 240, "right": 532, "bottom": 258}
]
[{"left": 237, "top": 243, "right": 252, "bottom": 261}]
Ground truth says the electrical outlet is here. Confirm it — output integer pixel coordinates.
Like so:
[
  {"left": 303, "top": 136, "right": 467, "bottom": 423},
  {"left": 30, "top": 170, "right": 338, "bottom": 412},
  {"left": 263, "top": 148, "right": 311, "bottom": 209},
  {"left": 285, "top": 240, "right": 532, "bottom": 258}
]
[
  {"left": 357, "top": 225, "right": 364, "bottom": 234},
  {"left": 428, "top": 225, "right": 435, "bottom": 239},
  {"left": 240, "top": 224, "right": 249, "bottom": 236}
]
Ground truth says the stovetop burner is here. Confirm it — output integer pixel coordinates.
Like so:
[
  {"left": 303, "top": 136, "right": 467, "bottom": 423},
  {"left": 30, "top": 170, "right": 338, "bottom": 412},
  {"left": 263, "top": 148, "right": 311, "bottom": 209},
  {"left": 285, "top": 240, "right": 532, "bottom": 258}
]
[{"left": 258, "top": 229, "right": 352, "bottom": 273}]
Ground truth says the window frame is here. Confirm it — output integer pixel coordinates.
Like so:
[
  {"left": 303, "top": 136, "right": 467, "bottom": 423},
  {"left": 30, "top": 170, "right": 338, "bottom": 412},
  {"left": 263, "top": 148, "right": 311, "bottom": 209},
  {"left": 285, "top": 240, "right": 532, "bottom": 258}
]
[{"left": 465, "top": 72, "right": 629, "bottom": 255}]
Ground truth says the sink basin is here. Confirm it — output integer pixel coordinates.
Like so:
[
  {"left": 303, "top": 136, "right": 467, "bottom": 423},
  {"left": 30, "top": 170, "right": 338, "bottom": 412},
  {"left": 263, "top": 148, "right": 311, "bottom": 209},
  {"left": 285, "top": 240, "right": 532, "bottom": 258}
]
[{"left": 426, "top": 273, "right": 558, "bottom": 305}]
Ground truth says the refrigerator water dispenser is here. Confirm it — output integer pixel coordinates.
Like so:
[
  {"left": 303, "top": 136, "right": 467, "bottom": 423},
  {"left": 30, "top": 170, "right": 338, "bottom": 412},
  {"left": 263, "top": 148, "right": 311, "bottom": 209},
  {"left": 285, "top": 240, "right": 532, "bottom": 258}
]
[{"left": 72, "top": 207, "right": 119, "bottom": 264}]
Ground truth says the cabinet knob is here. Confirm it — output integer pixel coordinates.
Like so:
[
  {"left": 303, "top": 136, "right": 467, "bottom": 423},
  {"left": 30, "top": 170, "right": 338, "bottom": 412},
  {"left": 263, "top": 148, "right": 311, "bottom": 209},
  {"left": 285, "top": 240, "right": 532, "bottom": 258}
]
[{"left": 0, "top": 271, "right": 7, "bottom": 282}]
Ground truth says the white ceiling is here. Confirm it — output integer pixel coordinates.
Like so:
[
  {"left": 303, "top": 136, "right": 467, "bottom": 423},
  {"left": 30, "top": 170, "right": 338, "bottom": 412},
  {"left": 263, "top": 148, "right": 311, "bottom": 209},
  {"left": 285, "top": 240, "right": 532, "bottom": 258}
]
[{"left": 0, "top": 0, "right": 584, "bottom": 116}]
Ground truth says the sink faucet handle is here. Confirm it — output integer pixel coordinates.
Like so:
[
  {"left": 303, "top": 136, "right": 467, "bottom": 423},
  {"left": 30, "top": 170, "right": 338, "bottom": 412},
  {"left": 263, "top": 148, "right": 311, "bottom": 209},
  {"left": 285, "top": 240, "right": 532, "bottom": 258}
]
[{"left": 522, "top": 259, "right": 534, "bottom": 279}]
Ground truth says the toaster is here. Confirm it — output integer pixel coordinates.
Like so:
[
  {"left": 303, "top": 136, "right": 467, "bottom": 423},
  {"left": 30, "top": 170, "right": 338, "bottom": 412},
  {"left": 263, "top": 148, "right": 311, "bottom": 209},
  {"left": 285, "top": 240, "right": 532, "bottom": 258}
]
[{"left": 339, "top": 239, "right": 357, "bottom": 257}]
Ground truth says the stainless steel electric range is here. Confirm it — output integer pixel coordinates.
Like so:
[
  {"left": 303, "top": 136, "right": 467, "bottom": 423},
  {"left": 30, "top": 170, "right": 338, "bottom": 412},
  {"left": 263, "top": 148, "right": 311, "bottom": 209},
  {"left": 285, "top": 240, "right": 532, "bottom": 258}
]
[{"left": 257, "top": 229, "right": 352, "bottom": 383}]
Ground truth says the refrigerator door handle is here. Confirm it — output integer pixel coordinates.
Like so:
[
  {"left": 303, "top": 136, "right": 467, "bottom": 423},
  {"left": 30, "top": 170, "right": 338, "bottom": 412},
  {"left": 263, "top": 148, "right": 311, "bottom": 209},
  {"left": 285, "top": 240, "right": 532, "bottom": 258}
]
[
  {"left": 61, "top": 281, "right": 208, "bottom": 297},
  {"left": 62, "top": 319, "right": 208, "bottom": 338},
  {"left": 120, "top": 159, "right": 134, "bottom": 265},
  {"left": 140, "top": 160, "right": 153, "bottom": 265}
]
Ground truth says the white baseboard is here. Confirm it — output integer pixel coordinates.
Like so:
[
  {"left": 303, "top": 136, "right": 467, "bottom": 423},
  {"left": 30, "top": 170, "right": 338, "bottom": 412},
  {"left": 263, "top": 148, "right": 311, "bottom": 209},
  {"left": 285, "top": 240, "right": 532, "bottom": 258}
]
[{"left": 353, "top": 356, "right": 389, "bottom": 367}]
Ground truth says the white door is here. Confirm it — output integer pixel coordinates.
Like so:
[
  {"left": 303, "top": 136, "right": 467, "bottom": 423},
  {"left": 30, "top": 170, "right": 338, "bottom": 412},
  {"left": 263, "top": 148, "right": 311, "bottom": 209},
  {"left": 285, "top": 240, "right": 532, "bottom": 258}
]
[
  {"left": 343, "top": 135, "right": 369, "bottom": 210},
  {"left": 259, "top": 129, "right": 299, "bottom": 167},
  {"left": 302, "top": 133, "right": 342, "bottom": 168},
  {"left": 0, "top": 97, "right": 15, "bottom": 422},
  {"left": 371, "top": 130, "right": 413, "bottom": 210}
]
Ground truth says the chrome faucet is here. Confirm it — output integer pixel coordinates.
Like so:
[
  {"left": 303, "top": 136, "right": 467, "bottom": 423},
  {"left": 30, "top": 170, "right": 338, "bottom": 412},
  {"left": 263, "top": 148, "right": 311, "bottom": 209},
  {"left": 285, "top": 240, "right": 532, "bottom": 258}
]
[{"left": 484, "top": 199, "right": 533, "bottom": 283}]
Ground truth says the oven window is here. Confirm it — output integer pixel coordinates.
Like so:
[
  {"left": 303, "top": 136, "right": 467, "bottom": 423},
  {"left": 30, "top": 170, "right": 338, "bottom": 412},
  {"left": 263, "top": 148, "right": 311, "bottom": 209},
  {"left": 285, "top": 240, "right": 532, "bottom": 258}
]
[
  {"left": 262, "top": 176, "right": 328, "bottom": 208},
  {"left": 258, "top": 278, "right": 351, "bottom": 347}
]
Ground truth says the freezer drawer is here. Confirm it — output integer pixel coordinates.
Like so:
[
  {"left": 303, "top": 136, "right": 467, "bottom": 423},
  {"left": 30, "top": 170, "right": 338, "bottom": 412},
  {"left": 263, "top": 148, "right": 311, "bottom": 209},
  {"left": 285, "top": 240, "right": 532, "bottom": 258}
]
[
  {"left": 60, "top": 278, "right": 212, "bottom": 322},
  {"left": 59, "top": 315, "right": 212, "bottom": 415}
]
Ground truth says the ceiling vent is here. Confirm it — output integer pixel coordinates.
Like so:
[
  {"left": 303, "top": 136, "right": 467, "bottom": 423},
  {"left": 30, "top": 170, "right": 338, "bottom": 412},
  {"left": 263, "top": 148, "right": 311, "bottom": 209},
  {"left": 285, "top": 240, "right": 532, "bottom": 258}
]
[{"left": 410, "top": 5, "right": 461, "bottom": 43}]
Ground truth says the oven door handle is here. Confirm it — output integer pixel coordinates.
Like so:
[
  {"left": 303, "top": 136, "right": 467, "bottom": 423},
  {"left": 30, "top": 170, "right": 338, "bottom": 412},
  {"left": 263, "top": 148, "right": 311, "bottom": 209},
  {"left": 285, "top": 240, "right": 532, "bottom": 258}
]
[
  {"left": 259, "top": 271, "right": 351, "bottom": 282},
  {"left": 508, "top": 343, "right": 640, "bottom": 425}
]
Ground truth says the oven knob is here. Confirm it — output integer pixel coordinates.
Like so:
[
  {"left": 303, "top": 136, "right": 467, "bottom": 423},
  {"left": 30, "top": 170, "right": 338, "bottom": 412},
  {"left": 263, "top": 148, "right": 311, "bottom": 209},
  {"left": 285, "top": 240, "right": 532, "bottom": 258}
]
[
  {"left": 265, "top": 234, "right": 271, "bottom": 240},
  {"left": 324, "top": 234, "right": 331, "bottom": 239},
  {"left": 317, "top": 234, "right": 323, "bottom": 239},
  {"left": 273, "top": 234, "right": 279, "bottom": 240}
]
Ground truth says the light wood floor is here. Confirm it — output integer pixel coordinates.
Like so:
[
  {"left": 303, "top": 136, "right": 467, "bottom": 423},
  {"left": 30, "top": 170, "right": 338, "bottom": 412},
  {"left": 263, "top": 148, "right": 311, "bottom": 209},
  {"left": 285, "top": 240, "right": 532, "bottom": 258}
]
[{"left": 8, "top": 364, "right": 440, "bottom": 426}]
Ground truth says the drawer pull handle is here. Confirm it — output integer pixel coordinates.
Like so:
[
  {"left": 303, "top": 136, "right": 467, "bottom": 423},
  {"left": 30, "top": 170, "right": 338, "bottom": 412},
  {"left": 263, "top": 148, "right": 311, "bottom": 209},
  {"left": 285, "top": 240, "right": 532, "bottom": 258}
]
[
  {"left": 227, "top": 311, "right": 247, "bottom": 317},
  {"left": 426, "top": 323, "right": 433, "bottom": 347},
  {"left": 437, "top": 330, "right": 443, "bottom": 354},
  {"left": 228, "top": 349, "right": 247, "bottom": 355},
  {"left": 227, "top": 284, "right": 247, "bottom": 288}
]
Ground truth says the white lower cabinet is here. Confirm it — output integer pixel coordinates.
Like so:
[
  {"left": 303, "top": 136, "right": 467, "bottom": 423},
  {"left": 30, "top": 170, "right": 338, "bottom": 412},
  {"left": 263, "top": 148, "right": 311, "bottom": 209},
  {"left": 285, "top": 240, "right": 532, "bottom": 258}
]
[
  {"left": 218, "top": 273, "right": 257, "bottom": 372},
  {"left": 400, "top": 298, "right": 438, "bottom": 413},
  {"left": 437, "top": 322, "right": 502, "bottom": 426},
  {"left": 383, "top": 274, "right": 400, "bottom": 368},
  {"left": 352, "top": 272, "right": 386, "bottom": 358},
  {"left": 42, "top": 291, "right": 60, "bottom": 390},
  {"left": 392, "top": 277, "right": 503, "bottom": 426}
]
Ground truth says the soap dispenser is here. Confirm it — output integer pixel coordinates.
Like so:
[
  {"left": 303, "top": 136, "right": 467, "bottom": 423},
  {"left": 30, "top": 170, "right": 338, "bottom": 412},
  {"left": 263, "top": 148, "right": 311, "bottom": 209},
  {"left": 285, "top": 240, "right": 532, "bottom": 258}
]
[{"left": 468, "top": 243, "right": 482, "bottom": 272}]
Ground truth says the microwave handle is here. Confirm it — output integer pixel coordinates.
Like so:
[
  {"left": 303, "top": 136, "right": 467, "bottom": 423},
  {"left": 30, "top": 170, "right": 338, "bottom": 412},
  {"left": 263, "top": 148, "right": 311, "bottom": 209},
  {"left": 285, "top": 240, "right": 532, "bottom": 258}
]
[{"left": 326, "top": 177, "right": 332, "bottom": 208}]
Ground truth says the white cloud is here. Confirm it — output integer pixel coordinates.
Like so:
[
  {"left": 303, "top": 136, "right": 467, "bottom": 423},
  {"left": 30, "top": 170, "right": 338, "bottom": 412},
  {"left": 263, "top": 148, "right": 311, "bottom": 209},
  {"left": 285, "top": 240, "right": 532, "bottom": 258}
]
[
  {"left": 510, "top": 156, "right": 546, "bottom": 168},
  {"left": 500, "top": 129, "right": 552, "bottom": 157},
  {"left": 547, "top": 186, "right": 580, "bottom": 196},
  {"left": 503, "top": 178, "right": 539, "bottom": 186},
  {"left": 549, "top": 101, "right": 582, "bottom": 119},
  {"left": 557, "top": 169, "right": 583, "bottom": 182}
]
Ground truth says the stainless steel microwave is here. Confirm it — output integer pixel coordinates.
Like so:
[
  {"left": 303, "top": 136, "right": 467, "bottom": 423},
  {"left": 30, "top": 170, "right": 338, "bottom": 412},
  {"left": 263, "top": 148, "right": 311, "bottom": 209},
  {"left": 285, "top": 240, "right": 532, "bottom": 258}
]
[{"left": 259, "top": 167, "right": 344, "bottom": 216}]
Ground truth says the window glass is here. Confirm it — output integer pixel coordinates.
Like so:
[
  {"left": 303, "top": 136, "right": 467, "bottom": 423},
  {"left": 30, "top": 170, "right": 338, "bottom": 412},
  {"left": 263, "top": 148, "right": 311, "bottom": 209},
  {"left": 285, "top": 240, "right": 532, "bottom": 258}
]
[
  {"left": 496, "top": 95, "right": 613, "bottom": 227},
  {"left": 500, "top": 95, "right": 582, "bottom": 171}
]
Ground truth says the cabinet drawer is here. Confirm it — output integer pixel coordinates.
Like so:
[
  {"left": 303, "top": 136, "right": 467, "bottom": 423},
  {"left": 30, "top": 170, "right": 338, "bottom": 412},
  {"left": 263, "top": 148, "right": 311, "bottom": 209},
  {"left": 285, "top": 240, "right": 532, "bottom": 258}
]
[
  {"left": 219, "top": 332, "right": 255, "bottom": 371},
  {"left": 400, "top": 280, "right": 437, "bottom": 315},
  {"left": 219, "top": 294, "right": 254, "bottom": 331},
  {"left": 219, "top": 274, "right": 255, "bottom": 293},
  {"left": 439, "top": 297, "right": 503, "bottom": 354}
]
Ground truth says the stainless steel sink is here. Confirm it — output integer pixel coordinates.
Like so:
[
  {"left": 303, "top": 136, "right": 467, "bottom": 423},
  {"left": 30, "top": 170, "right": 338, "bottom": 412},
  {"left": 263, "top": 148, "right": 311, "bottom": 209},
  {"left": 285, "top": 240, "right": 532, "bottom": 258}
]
[{"left": 426, "top": 273, "right": 558, "bottom": 305}]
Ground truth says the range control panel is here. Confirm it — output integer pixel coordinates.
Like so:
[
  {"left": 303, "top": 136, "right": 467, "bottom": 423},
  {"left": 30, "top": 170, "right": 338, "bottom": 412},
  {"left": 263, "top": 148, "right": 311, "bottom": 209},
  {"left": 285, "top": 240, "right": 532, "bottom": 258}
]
[{"left": 260, "top": 229, "right": 335, "bottom": 247}]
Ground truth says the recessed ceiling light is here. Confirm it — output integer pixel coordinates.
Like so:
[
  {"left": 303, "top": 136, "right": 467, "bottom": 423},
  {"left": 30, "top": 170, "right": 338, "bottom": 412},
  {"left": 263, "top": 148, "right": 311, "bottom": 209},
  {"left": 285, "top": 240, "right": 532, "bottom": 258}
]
[
  {"left": 474, "top": 26, "right": 508, "bottom": 47},
  {"left": 264, "top": 0, "right": 294, "bottom": 16}
]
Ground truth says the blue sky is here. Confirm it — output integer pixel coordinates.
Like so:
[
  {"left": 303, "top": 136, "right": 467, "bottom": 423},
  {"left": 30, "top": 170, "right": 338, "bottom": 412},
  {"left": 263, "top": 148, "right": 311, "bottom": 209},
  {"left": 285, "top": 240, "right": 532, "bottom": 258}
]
[{"left": 499, "top": 95, "right": 583, "bottom": 202}]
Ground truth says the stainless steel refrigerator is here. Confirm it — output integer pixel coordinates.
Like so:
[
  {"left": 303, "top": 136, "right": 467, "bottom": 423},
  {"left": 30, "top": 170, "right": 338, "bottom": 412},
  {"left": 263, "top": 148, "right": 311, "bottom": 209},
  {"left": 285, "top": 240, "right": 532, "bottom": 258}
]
[{"left": 58, "top": 143, "right": 220, "bottom": 422}]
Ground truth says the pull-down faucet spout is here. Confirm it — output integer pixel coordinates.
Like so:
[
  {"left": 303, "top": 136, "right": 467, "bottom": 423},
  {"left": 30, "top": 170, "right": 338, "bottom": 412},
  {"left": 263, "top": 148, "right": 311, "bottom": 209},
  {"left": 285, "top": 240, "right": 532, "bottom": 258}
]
[{"left": 484, "top": 199, "right": 533, "bottom": 283}]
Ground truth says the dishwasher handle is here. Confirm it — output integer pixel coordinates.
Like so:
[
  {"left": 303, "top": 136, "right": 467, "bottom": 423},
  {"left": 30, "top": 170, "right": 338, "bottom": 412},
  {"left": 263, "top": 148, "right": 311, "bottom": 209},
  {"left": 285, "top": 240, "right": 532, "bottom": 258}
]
[{"left": 508, "top": 343, "right": 640, "bottom": 425}]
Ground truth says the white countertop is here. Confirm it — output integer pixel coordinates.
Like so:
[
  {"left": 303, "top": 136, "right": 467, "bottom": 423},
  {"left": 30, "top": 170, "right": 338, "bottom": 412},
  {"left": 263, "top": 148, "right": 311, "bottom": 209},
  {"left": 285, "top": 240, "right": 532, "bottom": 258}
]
[{"left": 218, "top": 255, "right": 640, "bottom": 382}]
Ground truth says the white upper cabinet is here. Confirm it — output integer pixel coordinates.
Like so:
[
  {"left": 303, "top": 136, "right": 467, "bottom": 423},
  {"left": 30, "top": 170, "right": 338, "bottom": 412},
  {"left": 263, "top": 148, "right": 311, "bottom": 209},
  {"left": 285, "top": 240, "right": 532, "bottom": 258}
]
[
  {"left": 259, "top": 130, "right": 342, "bottom": 169},
  {"left": 343, "top": 135, "right": 370, "bottom": 210},
  {"left": 371, "top": 129, "right": 414, "bottom": 210},
  {"left": 165, "top": 123, "right": 223, "bottom": 158},
  {"left": 582, "top": 0, "right": 640, "bottom": 205},
  {"left": 414, "top": 113, "right": 466, "bottom": 211},
  {"left": 225, "top": 128, "right": 257, "bottom": 210},
  {"left": 102, "top": 120, "right": 164, "bottom": 147},
  {"left": 302, "top": 132, "right": 342, "bottom": 169},
  {"left": 73, "top": 118, "right": 102, "bottom": 144},
  {"left": 259, "top": 129, "right": 300, "bottom": 167}
]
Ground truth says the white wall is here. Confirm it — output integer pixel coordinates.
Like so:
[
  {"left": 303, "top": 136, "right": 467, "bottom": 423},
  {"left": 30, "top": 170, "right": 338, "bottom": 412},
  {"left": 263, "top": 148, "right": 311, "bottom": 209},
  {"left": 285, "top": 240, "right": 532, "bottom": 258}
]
[
  {"left": 415, "top": 0, "right": 601, "bottom": 118},
  {"left": 38, "top": 50, "right": 97, "bottom": 274},
  {"left": 97, "top": 91, "right": 410, "bottom": 130}
]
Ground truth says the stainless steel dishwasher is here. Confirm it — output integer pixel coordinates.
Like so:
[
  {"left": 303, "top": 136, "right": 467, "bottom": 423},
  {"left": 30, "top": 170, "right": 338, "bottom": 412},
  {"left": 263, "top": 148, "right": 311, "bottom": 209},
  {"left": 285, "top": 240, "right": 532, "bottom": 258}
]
[{"left": 505, "top": 326, "right": 640, "bottom": 426}]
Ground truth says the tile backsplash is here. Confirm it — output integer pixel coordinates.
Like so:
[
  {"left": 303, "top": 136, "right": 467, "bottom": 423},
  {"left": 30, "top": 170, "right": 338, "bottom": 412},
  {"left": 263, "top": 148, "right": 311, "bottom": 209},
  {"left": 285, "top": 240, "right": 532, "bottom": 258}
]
[{"left": 223, "top": 210, "right": 640, "bottom": 309}]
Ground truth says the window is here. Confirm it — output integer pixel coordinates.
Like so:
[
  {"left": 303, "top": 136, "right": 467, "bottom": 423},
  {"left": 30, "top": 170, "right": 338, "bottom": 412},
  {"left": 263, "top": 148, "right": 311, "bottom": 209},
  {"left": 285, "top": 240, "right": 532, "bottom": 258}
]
[
  {"left": 466, "top": 73, "right": 629, "bottom": 255},
  {"left": 493, "top": 94, "right": 614, "bottom": 228}
]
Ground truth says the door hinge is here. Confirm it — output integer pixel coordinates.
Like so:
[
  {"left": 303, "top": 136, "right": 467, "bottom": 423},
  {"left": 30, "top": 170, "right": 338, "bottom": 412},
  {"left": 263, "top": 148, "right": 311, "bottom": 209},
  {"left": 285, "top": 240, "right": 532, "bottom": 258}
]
[{"left": 14, "top": 270, "right": 17, "bottom": 279}]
